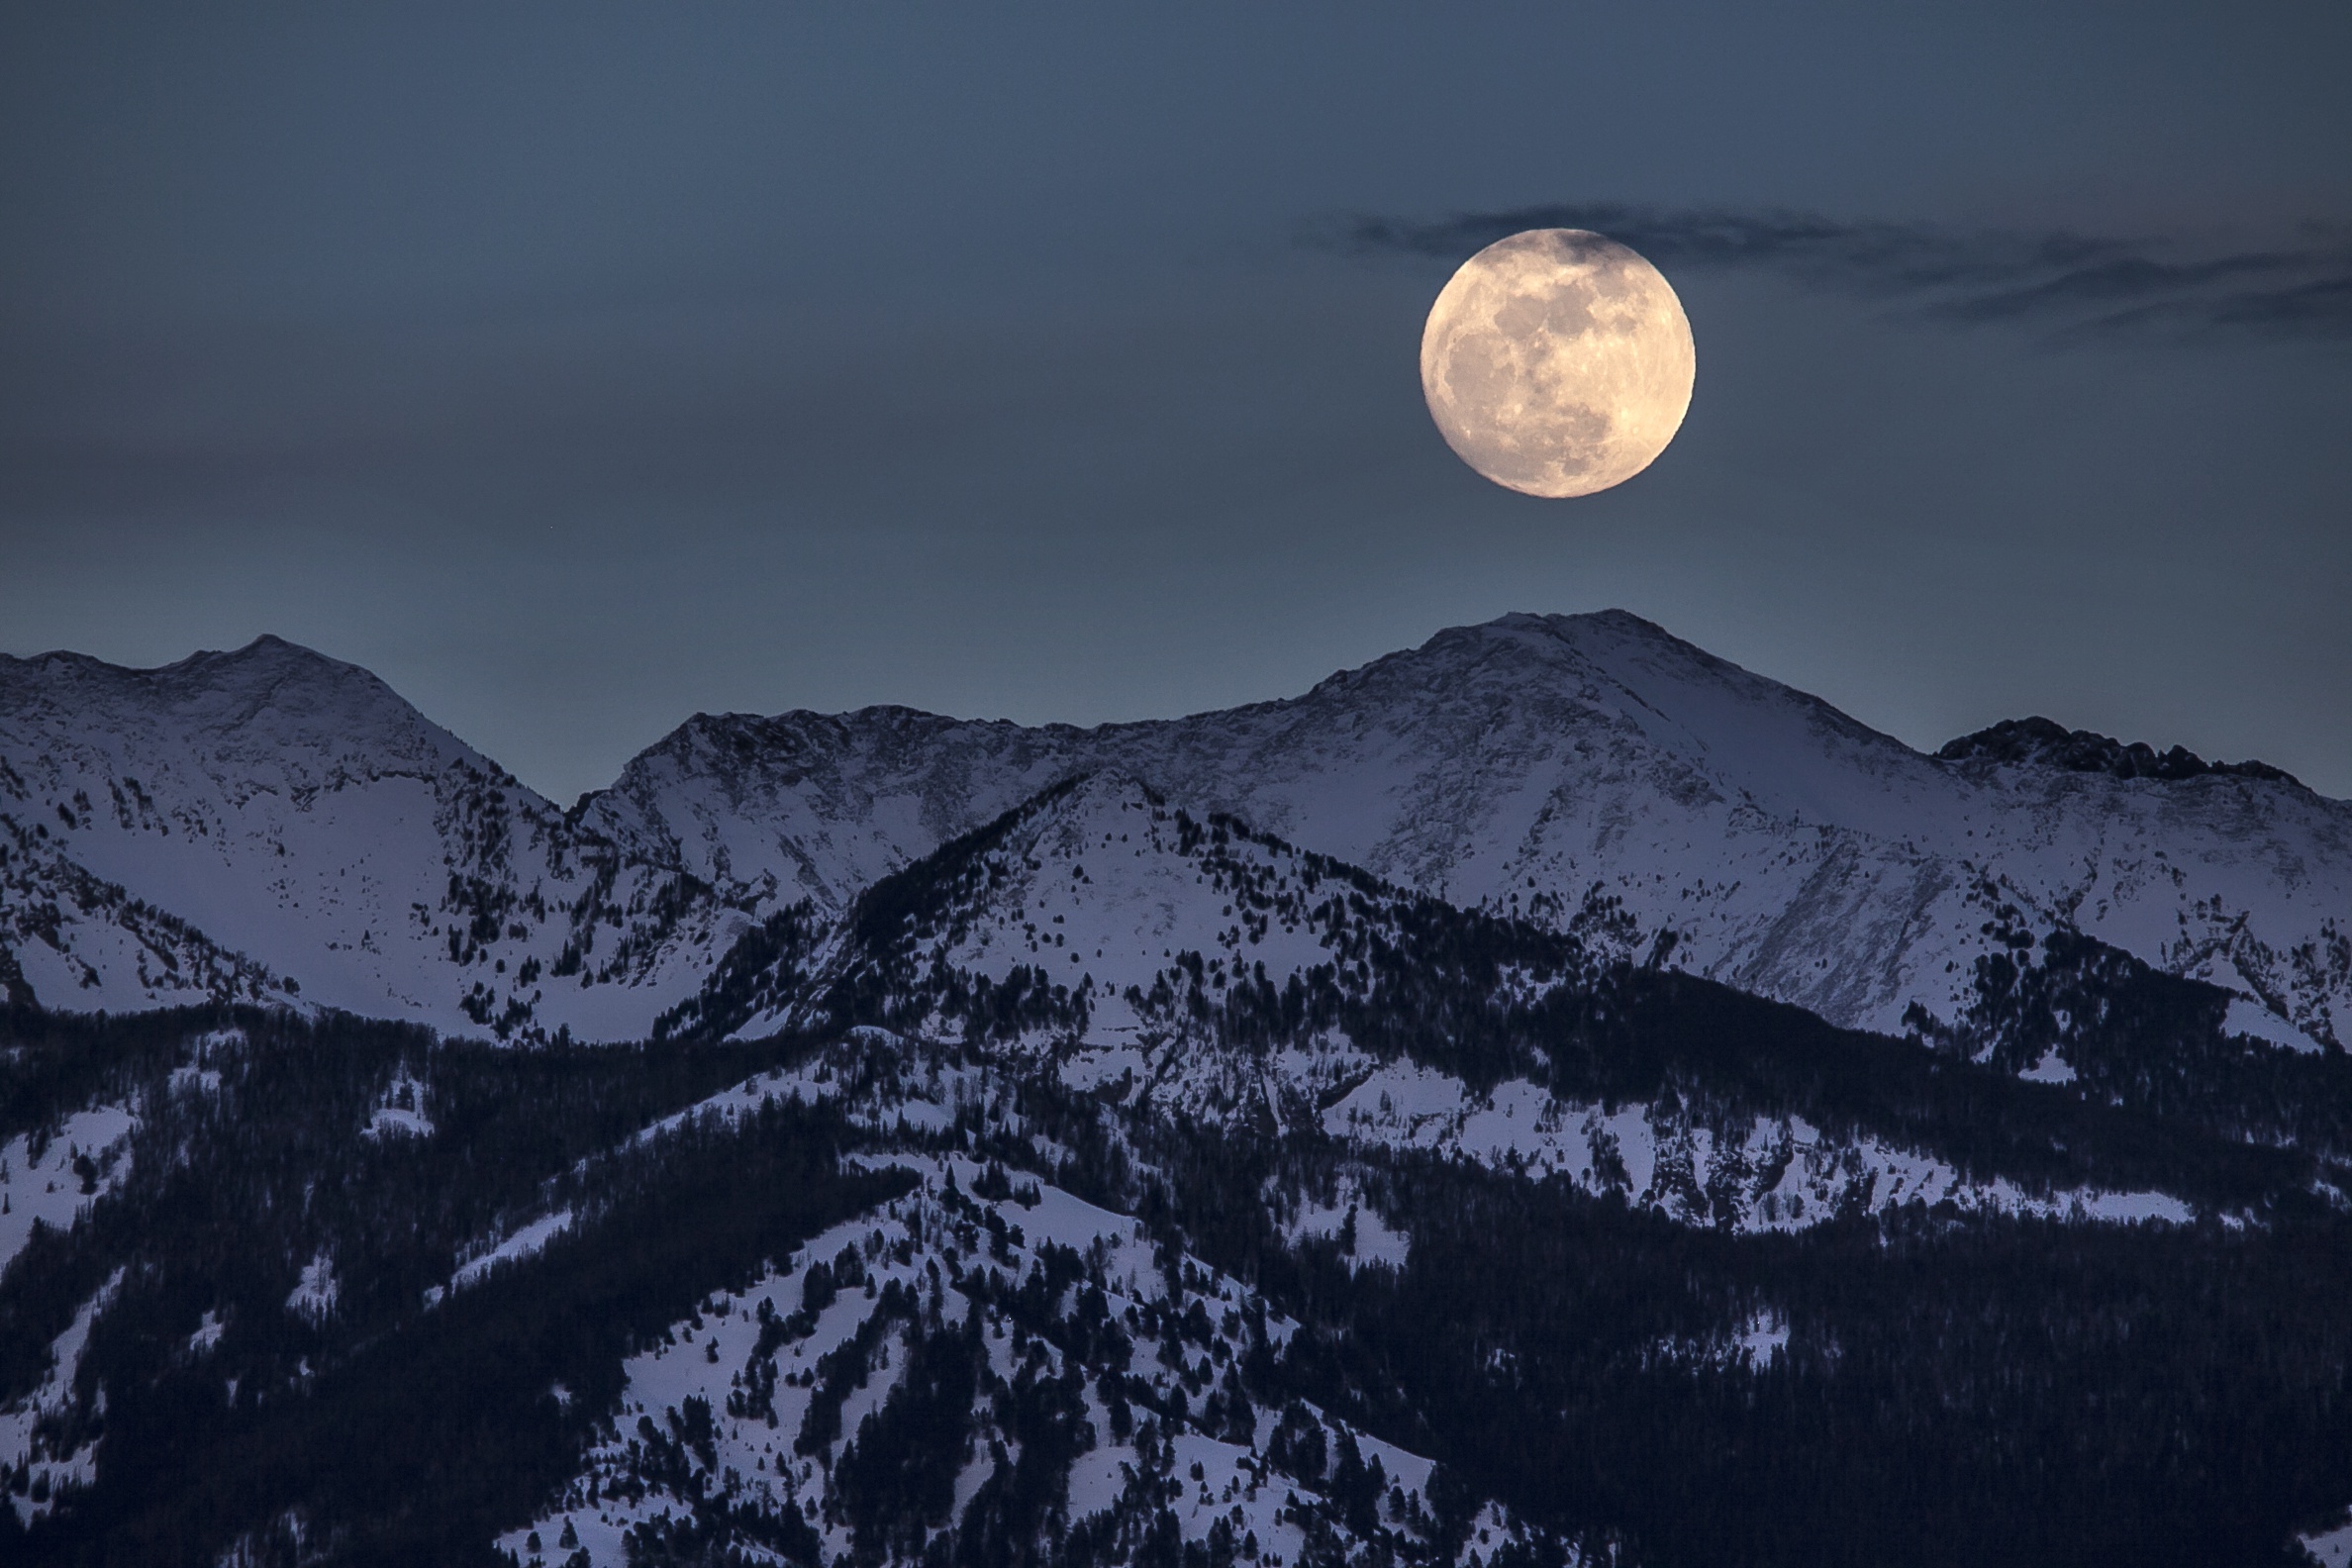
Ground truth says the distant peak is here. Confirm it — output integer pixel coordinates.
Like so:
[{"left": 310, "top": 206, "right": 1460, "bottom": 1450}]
[
  {"left": 1461, "top": 608, "right": 1679, "bottom": 641},
  {"left": 150, "top": 636, "right": 419, "bottom": 710},
  {"left": 0, "top": 633, "right": 523, "bottom": 792},
  {"left": 191, "top": 634, "right": 344, "bottom": 669},
  {"left": 1936, "top": 716, "right": 2301, "bottom": 789},
  {"left": 1391, "top": 609, "right": 1694, "bottom": 672}
]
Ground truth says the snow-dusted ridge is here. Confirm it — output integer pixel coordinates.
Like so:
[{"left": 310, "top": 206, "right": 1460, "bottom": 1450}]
[{"left": 496, "top": 1049, "right": 1573, "bottom": 1568}]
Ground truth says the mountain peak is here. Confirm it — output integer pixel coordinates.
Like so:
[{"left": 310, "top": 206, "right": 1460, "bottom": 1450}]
[
  {"left": 0, "top": 634, "right": 513, "bottom": 785},
  {"left": 1409, "top": 608, "right": 1693, "bottom": 664},
  {"left": 1484, "top": 606, "right": 1674, "bottom": 638},
  {"left": 162, "top": 633, "right": 388, "bottom": 694},
  {"left": 215, "top": 632, "right": 312, "bottom": 657}
]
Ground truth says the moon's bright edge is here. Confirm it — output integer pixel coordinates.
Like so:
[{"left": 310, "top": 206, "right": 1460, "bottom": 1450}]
[{"left": 1420, "top": 229, "right": 1696, "bottom": 498}]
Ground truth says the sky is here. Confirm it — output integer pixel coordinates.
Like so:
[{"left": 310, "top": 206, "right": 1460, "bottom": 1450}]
[{"left": 3, "top": 3, "right": 2348, "bottom": 803}]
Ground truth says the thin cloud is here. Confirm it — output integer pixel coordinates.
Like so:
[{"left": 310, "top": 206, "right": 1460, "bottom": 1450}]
[{"left": 1332, "top": 203, "right": 2352, "bottom": 343}]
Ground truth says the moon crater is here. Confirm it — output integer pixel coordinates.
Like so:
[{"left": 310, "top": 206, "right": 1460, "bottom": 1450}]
[{"left": 1420, "top": 228, "right": 1696, "bottom": 498}]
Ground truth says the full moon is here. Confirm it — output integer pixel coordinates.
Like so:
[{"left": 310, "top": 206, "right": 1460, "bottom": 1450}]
[{"left": 1420, "top": 228, "right": 1696, "bottom": 498}]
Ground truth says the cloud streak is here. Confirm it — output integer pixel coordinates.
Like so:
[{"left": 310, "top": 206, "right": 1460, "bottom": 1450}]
[{"left": 1333, "top": 204, "right": 2352, "bottom": 343}]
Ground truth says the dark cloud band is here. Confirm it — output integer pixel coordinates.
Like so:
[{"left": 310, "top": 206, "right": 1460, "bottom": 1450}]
[{"left": 1332, "top": 203, "right": 2352, "bottom": 343}]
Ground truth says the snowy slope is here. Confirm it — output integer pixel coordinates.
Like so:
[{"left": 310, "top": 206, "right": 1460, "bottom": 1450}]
[
  {"left": 0, "top": 637, "right": 739, "bottom": 1040},
  {"left": 584, "top": 612, "right": 2352, "bottom": 1054},
  {"left": 0, "top": 815, "right": 284, "bottom": 1014}
]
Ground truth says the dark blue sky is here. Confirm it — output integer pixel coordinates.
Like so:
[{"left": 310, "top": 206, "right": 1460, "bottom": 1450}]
[{"left": 4, "top": 3, "right": 2348, "bottom": 800}]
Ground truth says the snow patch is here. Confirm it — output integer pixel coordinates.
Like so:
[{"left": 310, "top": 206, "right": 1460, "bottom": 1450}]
[
  {"left": 449, "top": 1210, "right": 574, "bottom": 1293},
  {"left": 2303, "top": 1518, "right": 2352, "bottom": 1568},
  {"left": 1323, "top": 1061, "right": 2198, "bottom": 1232},
  {"left": 1733, "top": 1310, "right": 1789, "bottom": 1365},
  {"left": 287, "top": 1252, "right": 338, "bottom": 1323},
  {"left": 2224, "top": 995, "right": 2324, "bottom": 1055},
  {"left": 2018, "top": 1048, "right": 2077, "bottom": 1084},
  {"left": 364, "top": 1067, "right": 434, "bottom": 1138},
  {"left": 0, "top": 1104, "right": 137, "bottom": 1280},
  {"left": 1289, "top": 1185, "right": 1410, "bottom": 1272}
]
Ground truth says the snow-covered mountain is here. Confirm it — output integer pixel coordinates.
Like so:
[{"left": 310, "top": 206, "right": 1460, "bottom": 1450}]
[
  {"left": 0, "top": 637, "right": 740, "bottom": 1039},
  {"left": 585, "top": 611, "right": 2350, "bottom": 1055},
  {"left": 5, "top": 614, "right": 2345, "bottom": 1062}
]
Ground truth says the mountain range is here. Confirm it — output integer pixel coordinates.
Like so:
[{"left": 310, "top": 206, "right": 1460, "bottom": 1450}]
[
  {"left": 5, "top": 612, "right": 2344, "bottom": 1062},
  {"left": 5, "top": 612, "right": 2351, "bottom": 1567}
]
